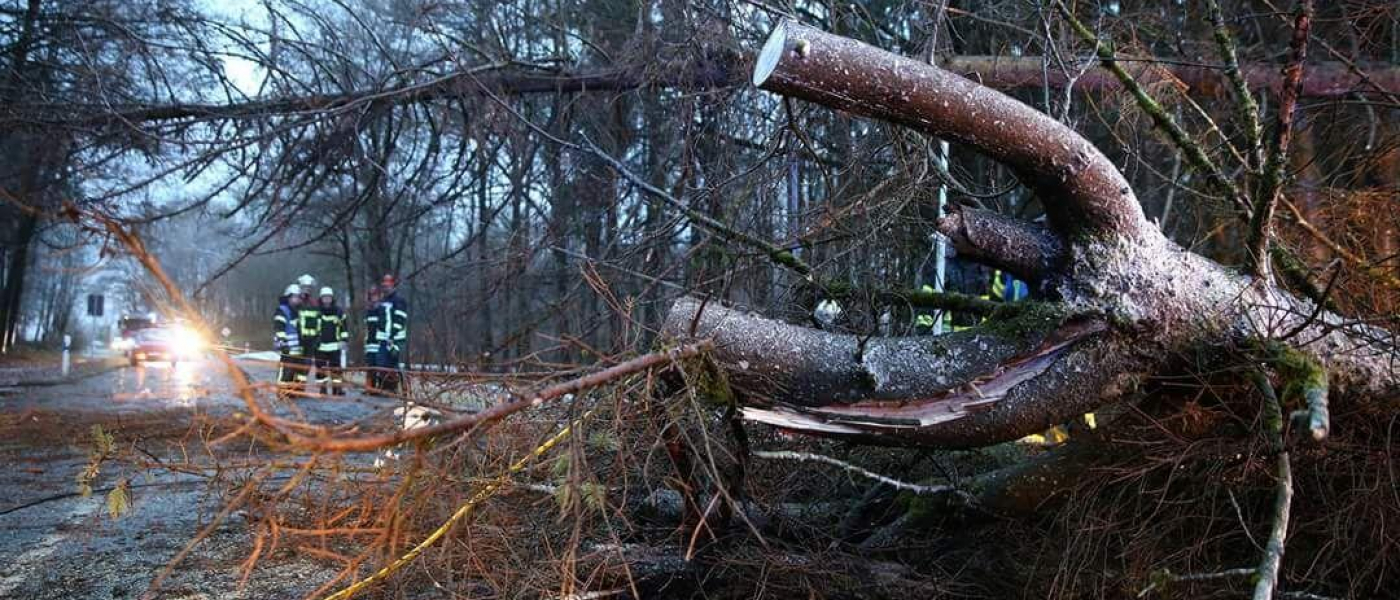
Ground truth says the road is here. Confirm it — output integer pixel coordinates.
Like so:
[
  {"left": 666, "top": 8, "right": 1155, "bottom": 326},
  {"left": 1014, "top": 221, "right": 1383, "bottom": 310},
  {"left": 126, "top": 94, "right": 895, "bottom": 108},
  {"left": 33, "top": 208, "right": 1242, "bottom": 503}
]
[{"left": 0, "top": 356, "right": 396, "bottom": 599}]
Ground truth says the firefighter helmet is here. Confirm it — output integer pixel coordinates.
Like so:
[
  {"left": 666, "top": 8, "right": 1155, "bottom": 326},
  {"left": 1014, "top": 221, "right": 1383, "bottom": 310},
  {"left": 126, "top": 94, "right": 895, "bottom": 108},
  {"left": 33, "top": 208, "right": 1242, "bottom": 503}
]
[
  {"left": 283, "top": 283, "right": 301, "bottom": 296},
  {"left": 319, "top": 286, "right": 334, "bottom": 298}
]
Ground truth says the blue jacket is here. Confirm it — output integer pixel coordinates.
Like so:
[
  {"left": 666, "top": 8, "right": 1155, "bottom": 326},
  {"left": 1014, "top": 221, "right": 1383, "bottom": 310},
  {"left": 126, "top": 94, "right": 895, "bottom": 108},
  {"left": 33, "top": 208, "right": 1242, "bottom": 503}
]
[{"left": 273, "top": 298, "right": 301, "bottom": 355}]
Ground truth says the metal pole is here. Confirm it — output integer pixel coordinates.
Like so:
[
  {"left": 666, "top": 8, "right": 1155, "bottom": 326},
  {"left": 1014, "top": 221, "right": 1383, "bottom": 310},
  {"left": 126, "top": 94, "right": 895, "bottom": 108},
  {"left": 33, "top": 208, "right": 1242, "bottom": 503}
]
[
  {"left": 932, "top": 139, "right": 949, "bottom": 335},
  {"left": 61, "top": 334, "right": 71, "bottom": 376}
]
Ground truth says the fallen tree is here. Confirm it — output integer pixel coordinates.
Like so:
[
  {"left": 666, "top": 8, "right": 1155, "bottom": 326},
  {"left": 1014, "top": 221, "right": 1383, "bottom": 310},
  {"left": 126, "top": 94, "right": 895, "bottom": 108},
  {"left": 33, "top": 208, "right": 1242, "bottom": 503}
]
[
  {"left": 661, "top": 20, "right": 1399, "bottom": 449},
  {"left": 32, "top": 53, "right": 1399, "bottom": 130}
]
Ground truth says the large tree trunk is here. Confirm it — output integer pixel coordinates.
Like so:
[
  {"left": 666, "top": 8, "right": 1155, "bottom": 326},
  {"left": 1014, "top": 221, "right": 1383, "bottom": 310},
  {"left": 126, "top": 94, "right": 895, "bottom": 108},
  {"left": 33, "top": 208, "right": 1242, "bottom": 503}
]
[
  {"left": 0, "top": 213, "right": 36, "bottom": 352},
  {"left": 662, "top": 21, "right": 1399, "bottom": 449}
]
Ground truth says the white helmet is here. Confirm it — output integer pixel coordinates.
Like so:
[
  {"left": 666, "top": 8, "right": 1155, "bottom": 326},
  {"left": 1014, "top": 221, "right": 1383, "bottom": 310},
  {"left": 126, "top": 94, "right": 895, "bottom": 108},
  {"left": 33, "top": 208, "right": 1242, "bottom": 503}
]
[
  {"left": 319, "top": 286, "right": 334, "bottom": 298},
  {"left": 283, "top": 283, "right": 301, "bottom": 296},
  {"left": 297, "top": 274, "right": 316, "bottom": 288}
]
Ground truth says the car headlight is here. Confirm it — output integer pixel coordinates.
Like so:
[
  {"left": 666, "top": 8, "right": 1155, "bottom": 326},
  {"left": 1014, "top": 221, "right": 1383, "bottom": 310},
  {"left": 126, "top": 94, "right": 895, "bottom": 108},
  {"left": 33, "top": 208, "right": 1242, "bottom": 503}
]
[{"left": 171, "top": 327, "right": 206, "bottom": 355}]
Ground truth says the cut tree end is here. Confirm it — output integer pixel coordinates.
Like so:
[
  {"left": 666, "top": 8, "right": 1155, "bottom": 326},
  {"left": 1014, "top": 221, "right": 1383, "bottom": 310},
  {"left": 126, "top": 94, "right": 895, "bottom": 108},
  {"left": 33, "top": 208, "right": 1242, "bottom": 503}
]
[{"left": 753, "top": 21, "right": 791, "bottom": 87}]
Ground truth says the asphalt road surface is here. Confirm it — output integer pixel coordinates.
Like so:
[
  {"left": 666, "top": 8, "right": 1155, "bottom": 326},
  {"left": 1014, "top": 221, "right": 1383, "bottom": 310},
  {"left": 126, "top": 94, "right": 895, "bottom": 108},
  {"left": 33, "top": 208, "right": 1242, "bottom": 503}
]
[{"left": 0, "top": 356, "right": 396, "bottom": 599}]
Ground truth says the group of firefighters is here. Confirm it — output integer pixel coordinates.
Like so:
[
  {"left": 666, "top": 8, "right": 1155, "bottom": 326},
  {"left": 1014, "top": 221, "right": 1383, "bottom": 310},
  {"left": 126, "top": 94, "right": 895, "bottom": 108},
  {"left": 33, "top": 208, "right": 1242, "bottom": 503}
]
[{"left": 273, "top": 273, "right": 408, "bottom": 397}]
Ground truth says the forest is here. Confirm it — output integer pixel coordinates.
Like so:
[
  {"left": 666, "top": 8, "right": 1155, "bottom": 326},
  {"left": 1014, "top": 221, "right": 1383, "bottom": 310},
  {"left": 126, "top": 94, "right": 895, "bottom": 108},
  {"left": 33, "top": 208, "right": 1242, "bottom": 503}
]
[{"left": 0, "top": 0, "right": 1396, "bottom": 598}]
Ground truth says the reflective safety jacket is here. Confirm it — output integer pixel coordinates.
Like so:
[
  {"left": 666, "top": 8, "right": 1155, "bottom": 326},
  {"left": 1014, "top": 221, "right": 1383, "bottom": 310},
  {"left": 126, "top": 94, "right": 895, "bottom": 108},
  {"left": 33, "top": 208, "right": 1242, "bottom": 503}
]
[
  {"left": 915, "top": 284, "right": 937, "bottom": 329},
  {"left": 296, "top": 302, "right": 322, "bottom": 350},
  {"left": 371, "top": 291, "right": 408, "bottom": 351},
  {"left": 919, "top": 270, "right": 1029, "bottom": 333},
  {"left": 364, "top": 305, "right": 380, "bottom": 355},
  {"left": 990, "top": 270, "right": 1028, "bottom": 302},
  {"left": 273, "top": 299, "right": 302, "bottom": 355},
  {"left": 318, "top": 304, "right": 348, "bottom": 353}
]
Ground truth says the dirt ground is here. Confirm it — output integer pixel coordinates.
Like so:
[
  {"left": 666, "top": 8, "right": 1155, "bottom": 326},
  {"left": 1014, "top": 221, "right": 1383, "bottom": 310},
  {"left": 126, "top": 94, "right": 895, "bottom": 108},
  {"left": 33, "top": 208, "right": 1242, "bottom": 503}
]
[{"left": 0, "top": 355, "right": 398, "bottom": 599}]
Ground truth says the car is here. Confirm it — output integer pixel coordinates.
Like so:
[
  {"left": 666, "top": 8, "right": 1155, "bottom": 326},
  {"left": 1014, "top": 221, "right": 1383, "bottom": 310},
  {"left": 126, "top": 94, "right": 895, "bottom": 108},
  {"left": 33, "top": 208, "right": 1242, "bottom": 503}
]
[
  {"left": 112, "top": 315, "right": 157, "bottom": 352},
  {"left": 127, "top": 326, "right": 205, "bottom": 366}
]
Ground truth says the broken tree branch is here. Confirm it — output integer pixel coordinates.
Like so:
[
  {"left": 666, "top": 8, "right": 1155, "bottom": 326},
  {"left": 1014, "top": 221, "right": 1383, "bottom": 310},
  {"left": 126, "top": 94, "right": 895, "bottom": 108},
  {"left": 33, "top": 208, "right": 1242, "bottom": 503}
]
[
  {"left": 663, "top": 297, "right": 1137, "bottom": 448},
  {"left": 282, "top": 343, "right": 708, "bottom": 453},
  {"left": 936, "top": 205, "right": 1066, "bottom": 283},
  {"left": 1265, "top": 341, "right": 1330, "bottom": 442}
]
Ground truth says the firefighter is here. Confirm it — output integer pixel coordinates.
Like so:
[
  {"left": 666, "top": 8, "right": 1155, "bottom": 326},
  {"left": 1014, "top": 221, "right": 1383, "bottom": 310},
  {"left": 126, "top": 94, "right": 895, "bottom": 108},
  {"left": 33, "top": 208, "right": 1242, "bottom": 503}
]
[
  {"left": 316, "top": 287, "right": 348, "bottom": 396},
  {"left": 914, "top": 284, "right": 938, "bottom": 334},
  {"left": 363, "top": 285, "right": 383, "bottom": 392},
  {"left": 295, "top": 277, "right": 323, "bottom": 391},
  {"left": 273, "top": 284, "right": 305, "bottom": 398},
  {"left": 369, "top": 274, "right": 408, "bottom": 394}
]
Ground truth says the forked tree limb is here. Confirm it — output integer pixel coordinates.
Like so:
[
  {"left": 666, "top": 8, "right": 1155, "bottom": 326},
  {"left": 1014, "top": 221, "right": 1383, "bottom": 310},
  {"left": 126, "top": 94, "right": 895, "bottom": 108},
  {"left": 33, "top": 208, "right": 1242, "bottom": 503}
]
[
  {"left": 662, "top": 21, "right": 1399, "bottom": 450},
  {"left": 754, "top": 19, "right": 1149, "bottom": 241}
]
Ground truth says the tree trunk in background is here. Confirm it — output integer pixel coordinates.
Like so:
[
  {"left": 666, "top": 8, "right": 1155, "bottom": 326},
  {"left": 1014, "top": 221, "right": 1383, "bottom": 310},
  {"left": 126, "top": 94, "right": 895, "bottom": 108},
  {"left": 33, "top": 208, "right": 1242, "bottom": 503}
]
[
  {"left": 506, "top": 137, "right": 532, "bottom": 360},
  {"left": 474, "top": 154, "right": 495, "bottom": 360},
  {"left": 547, "top": 122, "right": 575, "bottom": 364},
  {"left": 0, "top": 0, "right": 45, "bottom": 353},
  {"left": 0, "top": 212, "right": 37, "bottom": 352},
  {"left": 360, "top": 115, "right": 396, "bottom": 283},
  {"left": 639, "top": 92, "right": 665, "bottom": 348},
  {"left": 338, "top": 228, "right": 359, "bottom": 362}
]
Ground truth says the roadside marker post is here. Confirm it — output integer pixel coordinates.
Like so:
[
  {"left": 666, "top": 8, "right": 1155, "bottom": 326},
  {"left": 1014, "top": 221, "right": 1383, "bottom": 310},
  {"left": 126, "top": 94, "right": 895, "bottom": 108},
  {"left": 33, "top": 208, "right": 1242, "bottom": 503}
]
[{"left": 62, "top": 335, "right": 71, "bottom": 376}]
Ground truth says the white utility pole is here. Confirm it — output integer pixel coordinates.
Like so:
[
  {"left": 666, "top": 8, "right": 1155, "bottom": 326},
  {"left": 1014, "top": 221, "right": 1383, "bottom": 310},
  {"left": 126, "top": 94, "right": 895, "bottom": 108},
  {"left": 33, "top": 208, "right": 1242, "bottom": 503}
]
[{"left": 932, "top": 139, "right": 949, "bottom": 335}]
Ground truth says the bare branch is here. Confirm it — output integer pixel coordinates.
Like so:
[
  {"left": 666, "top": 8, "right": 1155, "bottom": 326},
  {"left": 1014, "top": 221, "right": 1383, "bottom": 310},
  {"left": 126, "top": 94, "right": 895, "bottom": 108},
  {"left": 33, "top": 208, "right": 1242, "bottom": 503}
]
[
  {"left": 1249, "top": 1, "right": 1314, "bottom": 280},
  {"left": 1055, "top": 2, "right": 1248, "bottom": 217}
]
